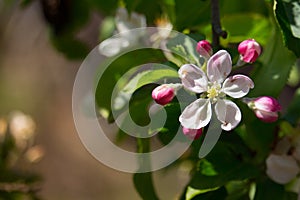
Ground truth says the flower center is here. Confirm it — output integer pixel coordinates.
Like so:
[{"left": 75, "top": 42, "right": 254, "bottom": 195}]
[{"left": 207, "top": 84, "right": 221, "bottom": 99}]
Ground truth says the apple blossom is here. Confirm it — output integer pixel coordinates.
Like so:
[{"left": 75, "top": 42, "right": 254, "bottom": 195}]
[
  {"left": 266, "top": 135, "right": 300, "bottom": 193},
  {"left": 152, "top": 84, "right": 175, "bottom": 105},
  {"left": 98, "top": 8, "right": 146, "bottom": 57},
  {"left": 150, "top": 17, "right": 173, "bottom": 48},
  {"left": 244, "top": 96, "right": 281, "bottom": 122},
  {"left": 266, "top": 154, "right": 300, "bottom": 184},
  {"left": 196, "top": 40, "right": 213, "bottom": 59},
  {"left": 179, "top": 50, "right": 254, "bottom": 131},
  {"left": 238, "top": 39, "right": 261, "bottom": 63}
]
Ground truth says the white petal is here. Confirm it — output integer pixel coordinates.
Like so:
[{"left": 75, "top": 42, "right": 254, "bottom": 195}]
[
  {"left": 222, "top": 75, "right": 254, "bottom": 98},
  {"left": 115, "top": 8, "right": 146, "bottom": 43},
  {"left": 207, "top": 50, "right": 232, "bottom": 84},
  {"left": 178, "top": 64, "right": 208, "bottom": 93},
  {"left": 214, "top": 99, "right": 241, "bottom": 131},
  {"left": 98, "top": 37, "right": 130, "bottom": 57},
  {"left": 266, "top": 154, "right": 300, "bottom": 184},
  {"left": 115, "top": 8, "right": 146, "bottom": 32},
  {"left": 179, "top": 99, "right": 212, "bottom": 129}
]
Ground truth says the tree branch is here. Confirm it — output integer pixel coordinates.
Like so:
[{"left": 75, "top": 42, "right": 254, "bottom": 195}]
[{"left": 211, "top": 0, "right": 227, "bottom": 48}]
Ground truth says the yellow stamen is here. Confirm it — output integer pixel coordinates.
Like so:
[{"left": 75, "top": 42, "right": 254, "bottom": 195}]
[{"left": 207, "top": 85, "right": 221, "bottom": 99}]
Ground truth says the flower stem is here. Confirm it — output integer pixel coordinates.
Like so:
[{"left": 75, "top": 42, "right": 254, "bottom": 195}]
[{"left": 210, "top": 0, "right": 227, "bottom": 49}]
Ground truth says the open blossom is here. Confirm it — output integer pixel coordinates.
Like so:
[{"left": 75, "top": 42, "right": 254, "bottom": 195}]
[
  {"left": 182, "top": 127, "right": 203, "bottom": 140},
  {"left": 238, "top": 39, "right": 261, "bottom": 63},
  {"left": 266, "top": 154, "right": 300, "bottom": 184},
  {"left": 150, "top": 17, "right": 173, "bottom": 48},
  {"left": 99, "top": 8, "right": 146, "bottom": 57},
  {"left": 179, "top": 50, "right": 254, "bottom": 131},
  {"left": 266, "top": 135, "right": 300, "bottom": 193},
  {"left": 196, "top": 40, "right": 213, "bottom": 59},
  {"left": 244, "top": 96, "right": 281, "bottom": 122}
]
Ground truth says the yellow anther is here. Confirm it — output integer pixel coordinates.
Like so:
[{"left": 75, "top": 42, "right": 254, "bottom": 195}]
[{"left": 207, "top": 85, "right": 221, "bottom": 99}]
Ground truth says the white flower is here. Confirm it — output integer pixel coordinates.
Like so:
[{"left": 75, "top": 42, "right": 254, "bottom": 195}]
[
  {"left": 150, "top": 17, "right": 173, "bottom": 48},
  {"left": 178, "top": 50, "right": 254, "bottom": 131},
  {"left": 266, "top": 135, "right": 300, "bottom": 197},
  {"left": 99, "top": 8, "right": 146, "bottom": 57},
  {"left": 266, "top": 154, "right": 300, "bottom": 184},
  {"left": 115, "top": 8, "right": 146, "bottom": 42}
]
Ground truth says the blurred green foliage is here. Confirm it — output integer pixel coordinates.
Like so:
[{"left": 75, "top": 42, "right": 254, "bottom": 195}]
[{"left": 14, "top": 0, "right": 300, "bottom": 199}]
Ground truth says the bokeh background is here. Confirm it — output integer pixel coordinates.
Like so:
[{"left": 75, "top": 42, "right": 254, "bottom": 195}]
[{"left": 0, "top": 1, "right": 189, "bottom": 199}]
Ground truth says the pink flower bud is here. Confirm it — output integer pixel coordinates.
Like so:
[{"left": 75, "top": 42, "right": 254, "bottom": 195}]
[
  {"left": 238, "top": 39, "right": 261, "bottom": 63},
  {"left": 182, "top": 127, "right": 203, "bottom": 140},
  {"left": 152, "top": 84, "right": 175, "bottom": 105},
  {"left": 248, "top": 96, "right": 281, "bottom": 123},
  {"left": 196, "top": 40, "right": 213, "bottom": 59}
]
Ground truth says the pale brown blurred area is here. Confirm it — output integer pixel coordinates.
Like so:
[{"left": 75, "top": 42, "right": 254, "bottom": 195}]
[{"left": 0, "top": 1, "right": 188, "bottom": 199}]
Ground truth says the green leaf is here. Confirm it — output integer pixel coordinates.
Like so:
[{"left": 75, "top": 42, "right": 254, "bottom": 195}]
[
  {"left": 220, "top": 13, "right": 271, "bottom": 46},
  {"left": 274, "top": 0, "right": 300, "bottom": 57},
  {"left": 166, "top": 34, "right": 202, "bottom": 66},
  {"left": 190, "top": 187, "right": 227, "bottom": 200},
  {"left": 133, "top": 173, "right": 160, "bottom": 200},
  {"left": 133, "top": 138, "right": 159, "bottom": 200},
  {"left": 237, "top": 102, "right": 276, "bottom": 163},
  {"left": 186, "top": 186, "right": 219, "bottom": 200},
  {"left": 284, "top": 88, "right": 300, "bottom": 125},
  {"left": 287, "top": 60, "right": 300, "bottom": 87},
  {"left": 226, "top": 180, "right": 251, "bottom": 200},
  {"left": 174, "top": 0, "right": 211, "bottom": 31},
  {"left": 249, "top": 27, "right": 296, "bottom": 97},
  {"left": 95, "top": 49, "right": 166, "bottom": 121},
  {"left": 99, "top": 16, "right": 116, "bottom": 41},
  {"left": 112, "top": 65, "right": 178, "bottom": 114},
  {"left": 157, "top": 103, "right": 181, "bottom": 145},
  {"left": 254, "top": 178, "right": 285, "bottom": 200},
  {"left": 220, "top": 0, "right": 269, "bottom": 16},
  {"left": 198, "top": 159, "right": 218, "bottom": 176},
  {"left": 127, "top": 85, "right": 155, "bottom": 126},
  {"left": 188, "top": 140, "right": 259, "bottom": 190}
]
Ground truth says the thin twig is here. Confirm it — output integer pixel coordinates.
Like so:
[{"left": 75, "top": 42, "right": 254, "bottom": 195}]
[{"left": 211, "top": 0, "right": 227, "bottom": 48}]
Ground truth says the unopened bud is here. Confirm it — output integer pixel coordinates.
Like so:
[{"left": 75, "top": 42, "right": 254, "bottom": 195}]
[
  {"left": 244, "top": 96, "right": 281, "bottom": 123},
  {"left": 238, "top": 39, "right": 261, "bottom": 63},
  {"left": 152, "top": 84, "right": 175, "bottom": 105},
  {"left": 196, "top": 40, "right": 213, "bottom": 59}
]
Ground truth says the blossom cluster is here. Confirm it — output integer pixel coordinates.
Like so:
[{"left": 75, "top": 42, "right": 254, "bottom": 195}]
[
  {"left": 152, "top": 39, "right": 281, "bottom": 139},
  {"left": 266, "top": 132, "right": 300, "bottom": 198},
  {"left": 98, "top": 8, "right": 172, "bottom": 57}
]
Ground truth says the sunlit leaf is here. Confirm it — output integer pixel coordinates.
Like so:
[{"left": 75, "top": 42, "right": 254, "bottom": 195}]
[
  {"left": 274, "top": 0, "right": 300, "bottom": 57},
  {"left": 95, "top": 49, "right": 166, "bottom": 121},
  {"left": 221, "top": 13, "right": 271, "bottom": 46},
  {"left": 249, "top": 27, "right": 296, "bottom": 97},
  {"left": 99, "top": 16, "right": 116, "bottom": 41},
  {"left": 185, "top": 186, "right": 219, "bottom": 200}
]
